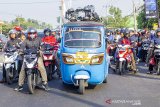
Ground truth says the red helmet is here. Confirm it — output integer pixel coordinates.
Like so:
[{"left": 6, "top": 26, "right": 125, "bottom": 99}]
[{"left": 14, "top": 26, "right": 22, "bottom": 31}]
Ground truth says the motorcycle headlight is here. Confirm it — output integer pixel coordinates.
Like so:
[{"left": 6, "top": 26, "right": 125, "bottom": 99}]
[
  {"left": 43, "top": 55, "right": 53, "bottom": 60},
  {"left": 27, "top": 63, "right": 35, "bottom": 68},
  {"left": 43, "top": 55, "right": 48, "bottom": 60},
  {"left": 49, "top": 55, "right": 53, "bottom": 60},
  {"left": 90, "top": 54, "right": 104, "bottom": 65},
  {"left": 4, "top": 56, "right": 14, "bottom": 63},
  {"left": 25, "top": 58, "right": 37, "bottom": 68},
  {"left": 62, "top": 54, "right": 74, "bottom": 64}
]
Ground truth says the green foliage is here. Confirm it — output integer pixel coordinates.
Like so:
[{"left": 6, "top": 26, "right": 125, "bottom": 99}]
[
  {"left": 2, "top": 17, "right": 53, "bottom": 35},
  {"left": 103, "top": 6, "right": 131, "bottom": 28}
]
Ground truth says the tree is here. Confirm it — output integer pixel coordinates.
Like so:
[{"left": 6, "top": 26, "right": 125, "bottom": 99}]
[
  {"left": 103, "top": 6, "right": 131, "bottom": 28},
  {"left": 2, "top": 17, "right": 53, "bottom": 35}
]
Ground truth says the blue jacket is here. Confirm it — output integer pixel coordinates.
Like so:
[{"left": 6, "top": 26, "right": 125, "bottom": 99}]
[
  {"left": 153, "top": 37, "right": 160, "bottom": 45},
  {"left": 129, "top": 34, "right": 138, "bottom": 42},
  {"left": 107, "top": 35, "right": 114, "bottom": 43}
]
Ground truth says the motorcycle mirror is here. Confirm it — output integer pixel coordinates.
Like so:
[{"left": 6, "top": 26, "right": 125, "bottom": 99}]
[
  {"left": 57, "top": 38, "right": 61, "bottom": 43},
  {"left": 41, "top": 42, "right": 44, "bottom": 46}
]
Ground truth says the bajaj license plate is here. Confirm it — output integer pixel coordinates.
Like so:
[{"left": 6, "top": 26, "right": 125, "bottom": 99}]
[
  {"left": 76, "top": 52, "right": 88, "bottom": 58},
  {"left": 75, "top": 52, "right": 90, "bottom": 64}
]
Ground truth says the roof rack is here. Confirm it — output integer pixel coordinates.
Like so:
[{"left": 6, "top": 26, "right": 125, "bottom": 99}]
[{"left": 65, "top": 5, "right": 101, "bottom": 22}]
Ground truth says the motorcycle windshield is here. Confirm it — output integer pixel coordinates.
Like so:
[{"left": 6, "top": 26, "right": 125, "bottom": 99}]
[
  {"left": 6, "top": 46, "right": 17, "bottom": 52},
  {"left": 24, "top": 48, "right": 38, "bottom": 54},
  {"left": 64, "top": 28, "right": 101, "bottom": 48},
  {"left": 43, "top": 44, "right": 54, "bottom": 50},
  {"left": 25, "top": 54, "right": 37, "bottom": 63}
]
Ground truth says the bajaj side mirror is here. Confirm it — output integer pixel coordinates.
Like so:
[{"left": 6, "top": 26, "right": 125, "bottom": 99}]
[{"left": 57, "top": 49, "right": 60, "bottom": 59}]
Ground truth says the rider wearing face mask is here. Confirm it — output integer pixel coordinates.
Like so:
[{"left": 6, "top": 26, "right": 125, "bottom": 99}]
[
  {"left": 14, "top": 27, "right": 49, "bottom": 91},
  {"left": 42, "top": 28, "right": 57, "bottom": 46},
  {"left": 41, "top": 28, "right": 61, "bottom": 77}
]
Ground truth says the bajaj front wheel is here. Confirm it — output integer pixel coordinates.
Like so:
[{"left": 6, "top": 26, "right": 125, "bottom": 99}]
[
  {"left": 28, "top": 74, "right": 35, "bottom": 94},
  {"left": 79, "top": 79, "right": 85, "bottom": 94}
]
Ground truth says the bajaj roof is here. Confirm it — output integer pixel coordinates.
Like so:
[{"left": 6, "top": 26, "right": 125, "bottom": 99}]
[{"left": 63, "top": 21, "right": 104, "bottom": 27}]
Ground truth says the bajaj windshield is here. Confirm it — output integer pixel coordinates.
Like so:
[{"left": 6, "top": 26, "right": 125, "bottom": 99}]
[{"left": 64, "top": 28, "right": 101, "bottom": 48}]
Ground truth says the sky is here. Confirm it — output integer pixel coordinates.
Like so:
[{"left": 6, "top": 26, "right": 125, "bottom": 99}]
[{"left": 0, "top": 0, "right": 144, "bottom": 28}]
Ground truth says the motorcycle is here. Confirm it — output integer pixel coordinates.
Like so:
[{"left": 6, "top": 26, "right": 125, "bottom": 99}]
[
  {"left": 141, "top": 41, "right": 150, "bottom": 62},
  {"left": 115, "top": 44, "right": 132, "bottom": 75},
  {"left": 42, "top": 43, "right": 57, "bottom": 81},
  {"left": 23, "top": 49, "right": 42, "bottom": 94},
  {"left": 107, "top": 43, "right": 116, "bottom": 60},
  {"left": 3, "top": 46, "right": 19, "bottom": 84},
  {"left": 148, "top": 45, "right": 160, "bottom": 75}
]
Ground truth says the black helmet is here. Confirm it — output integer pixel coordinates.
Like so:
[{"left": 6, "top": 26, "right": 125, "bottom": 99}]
[
  {"left": 123, "top": 29, "right": 129, "bottom": 37},
  {"left": 120, "top": 28, "right": 125, "bottom": 34},
  {"left": 44, "top": 28, "right": 51, "bottom": 36},
  {"left": 27, "top": 27, "right": 37, "bottom": 39},
  {"left": 27, "top": 27, "right": 37, "bottom": 34}
]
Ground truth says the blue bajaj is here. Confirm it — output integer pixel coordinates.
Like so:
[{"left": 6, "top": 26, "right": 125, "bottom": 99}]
[{"left": 58, "top": 21, "right": 109, "bottom": 94}]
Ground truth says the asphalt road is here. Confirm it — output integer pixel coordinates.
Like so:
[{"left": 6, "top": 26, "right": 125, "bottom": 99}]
[{"left": 0, "top": 52, "right": 160, "bottom": 107}]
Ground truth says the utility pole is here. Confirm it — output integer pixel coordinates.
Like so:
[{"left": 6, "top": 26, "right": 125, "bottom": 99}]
[
  {"left": 0, "top": 21, "right": 4, "bottom": 34},
  {"left": 132, "top": 0, "right": 137, "bottom": 32},
  {"left": 61, "top": 0, "right": 65, "bottom": 23},
  {"left": 157, "top": 0, "right": 160, "bottom": 27}
]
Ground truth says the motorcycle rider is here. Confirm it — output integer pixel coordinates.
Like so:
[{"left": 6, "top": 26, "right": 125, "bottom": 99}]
[
  {"left": 14, "top": 26, "right": 23, "bottom": 39},
  {"left": 42, "top": 28, "right": 61, "bottom": 78},
  {"left": 42, "top": 28, "right": 57, "bottom": 45},
  {"left": 114, "top": 29, "right": 121, "bottom": 43},
  {"left": 106, "top": 30, "right": 114, "bottom": 44},
  {"left": 129, "top": 30, "right": 138, "bottom": 60},
  {"left": 118, "top": 29, "right": 137, "bottom": 73},
  {"left": 14, "top": 27, "right": 49, "bottom": 91},
  {"left": 146, "top": 28, "right": 160, "bottom": 74},
  {"left": 0, "top": 29, "right": 21, "bottom": 83}
]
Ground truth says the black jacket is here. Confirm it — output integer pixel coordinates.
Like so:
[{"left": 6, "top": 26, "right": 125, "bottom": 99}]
[
  {"left": 4, "top": 38, "right": 21, "bottom": 51},
  {"left": 21, "top": 37, "right": 42, "bottom": 51}
]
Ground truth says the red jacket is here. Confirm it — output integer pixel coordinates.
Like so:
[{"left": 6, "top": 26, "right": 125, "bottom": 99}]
[
  {"left": 42, "top": 36, "right": 57, "bottom": 46},
  {"left": 119, "top": 37, "right": 131, "bottom": 45}
]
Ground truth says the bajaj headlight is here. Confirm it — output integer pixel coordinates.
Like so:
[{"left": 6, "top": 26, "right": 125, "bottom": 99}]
[
  {"left": 90, "top": 54, "right": 104, "bottom": 65},
  {"left": 62, "top": 54, "right": 74, "bottom": 64}
]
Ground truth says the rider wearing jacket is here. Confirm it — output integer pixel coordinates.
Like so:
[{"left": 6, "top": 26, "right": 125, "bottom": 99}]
[
  {"left": 0, "top": 29, "right": 21, "bottom": 83},
  {"left": 14, "top": 27, "right": 49, "bottom": 91},
  {"left": 41, "top": 28, "right": 61, "bottom": 77},
  {"left": 146, "top": 28, "right": 160, "bottom": 74},
  {"left": 118, "top": 30, "right": 137, "bottom": 72},
  {"left": 42, "top": 28, "right": 57, "bottom": 46}
]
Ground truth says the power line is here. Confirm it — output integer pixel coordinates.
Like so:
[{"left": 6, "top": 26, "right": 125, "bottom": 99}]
[{"left": 0, "top": 1, "right": 54, "bottom": 5}]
